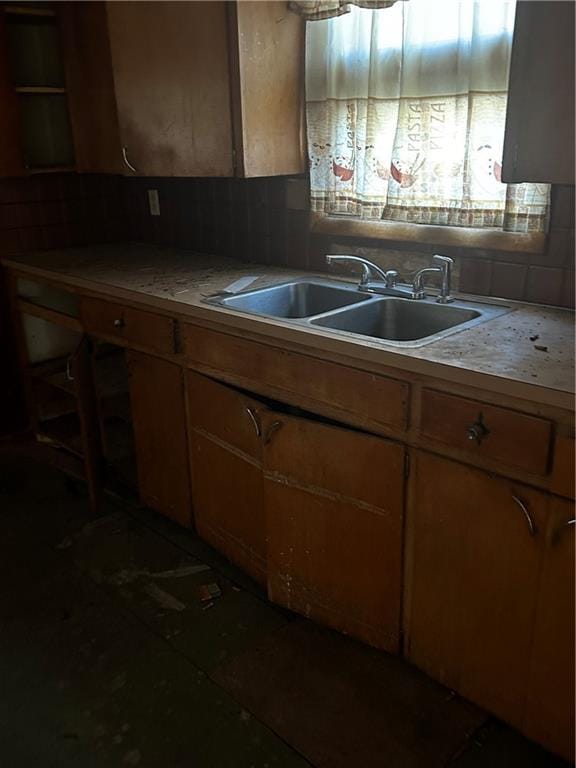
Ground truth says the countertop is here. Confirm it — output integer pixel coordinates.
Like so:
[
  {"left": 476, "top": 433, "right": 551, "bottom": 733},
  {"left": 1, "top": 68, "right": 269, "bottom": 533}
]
[{"left": 3, "top": 243, "right": 575, "bottom": 411}]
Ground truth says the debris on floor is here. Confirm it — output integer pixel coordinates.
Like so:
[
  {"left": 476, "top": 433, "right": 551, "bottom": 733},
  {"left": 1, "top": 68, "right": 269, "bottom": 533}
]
[{"left": 198, "top": 582, "right": 222, "bottom": 603}]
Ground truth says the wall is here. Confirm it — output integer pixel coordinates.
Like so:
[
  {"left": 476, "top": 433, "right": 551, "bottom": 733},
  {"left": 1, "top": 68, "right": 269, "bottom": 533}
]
[
  {"left": 123, "top": 176, "right": 574, "bottom": 309},
  {"left": 121, "top": 176, "right": 310, "bottom": 270}
]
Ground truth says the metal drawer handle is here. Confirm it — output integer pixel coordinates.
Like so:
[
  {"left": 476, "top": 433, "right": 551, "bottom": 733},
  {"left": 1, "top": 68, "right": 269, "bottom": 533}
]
[
  {"left": 512, "top": 495, "right": 536, "bottom": 537},
  {"left": 264, "top": 420, "right": 282, "bottom": 445},
  {"left": 122, "top": 147, "right": 137, "bottom": 173},
  {"left": 245, "top": 407, "right": 261, "bottom": 438},
  {"left": 466, "top": 419, "right": 489, "bottom": 444},
  {"left": 66, "top": 356, "right": 74, "bottom": 381},
  {"left": 113, "top": 318, "right": 125, "bottom": 329}
]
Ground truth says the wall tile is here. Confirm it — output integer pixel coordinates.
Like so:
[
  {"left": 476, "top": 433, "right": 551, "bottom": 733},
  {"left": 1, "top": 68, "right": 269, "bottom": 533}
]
[
  {"left": 525, "top": 266, "right": 563, "bottom": 306},
  {"left": 458, "top": 258, "right": 493, "bottom": 295},
  {"left": 559, "top": 271, "right": 575, "bottom": 309},
  {"left": 490, "top": 262, "right": 527, "bottom": 300}
]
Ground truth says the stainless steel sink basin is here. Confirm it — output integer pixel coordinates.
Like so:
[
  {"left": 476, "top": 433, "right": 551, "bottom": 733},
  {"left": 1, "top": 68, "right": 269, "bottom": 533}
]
[
  {"left": 310, "top": 298, "right": 481, "bottom": 341},
  {"left": 207, "top": 281, "right": 371, "bottom": 318},
  {"left": 204, "top": 278, "right": 511, "bottom": 347}
]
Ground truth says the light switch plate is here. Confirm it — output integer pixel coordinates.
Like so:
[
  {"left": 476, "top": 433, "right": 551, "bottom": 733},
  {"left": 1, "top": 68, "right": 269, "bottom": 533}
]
[{"left": 148, "top": 189, "right": 160, "bottom": 216}]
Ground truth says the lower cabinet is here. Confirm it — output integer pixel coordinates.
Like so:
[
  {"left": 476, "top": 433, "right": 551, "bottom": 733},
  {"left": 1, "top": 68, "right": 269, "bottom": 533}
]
[
  {"left": 186, "top": 370, "right": 268, "bottom": 585},
  {"left": 263, "top": 410, "right": 405, "bottom": 652},
  {"left": 524, "top": 496, "right": 575, "bottom": 762},
  {"left": 127, "top": 350, "right": 191, "bottom": 527},
  {"left": 407, "top": 451, "right": 575, "bottom": 762},
  {"left": 185, "top": 371, "right": 406, "bottom": 650}
]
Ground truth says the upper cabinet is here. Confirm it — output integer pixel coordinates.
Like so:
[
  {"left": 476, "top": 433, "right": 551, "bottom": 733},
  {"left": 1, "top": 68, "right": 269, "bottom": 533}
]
[
  {"left": 502, "top": 0, "right": 575, "bottom": 184},
  {"left": 104, "top": 0, "right": 305, "bottom": 178}
]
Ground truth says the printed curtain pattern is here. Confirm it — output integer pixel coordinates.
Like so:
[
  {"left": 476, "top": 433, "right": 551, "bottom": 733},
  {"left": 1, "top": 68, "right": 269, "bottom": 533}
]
[
  {"left": 289, "top": 1, "right": 403, "bottom": 21},
  {"left": 306, "top": 1, "right": 550, "bottom": 232}
]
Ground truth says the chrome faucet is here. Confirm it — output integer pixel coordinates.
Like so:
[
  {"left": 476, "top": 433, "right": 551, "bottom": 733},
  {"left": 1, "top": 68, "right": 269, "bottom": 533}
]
[
  {"left": 411, "top": 255, "right": 454, "bottom": 303},
  {"left": 325, "top": 255, "right": 399, "bottom": 289}
]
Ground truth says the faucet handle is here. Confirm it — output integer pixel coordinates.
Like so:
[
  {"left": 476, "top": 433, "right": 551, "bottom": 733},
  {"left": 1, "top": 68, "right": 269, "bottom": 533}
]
[{"left": 384, "top": 270, "right": 399, "bottom": 288}]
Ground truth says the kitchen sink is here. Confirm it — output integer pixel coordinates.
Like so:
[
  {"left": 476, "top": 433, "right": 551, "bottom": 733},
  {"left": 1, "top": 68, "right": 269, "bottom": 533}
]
[
  {"left": 207, "top": 281, "right": 371, "bottom": 318},
  {"left": 205, "top": 279, "right": 511, "bottom": 346},
  {"left": 310, "top": 298, "right": 481, "bottom": 341}
]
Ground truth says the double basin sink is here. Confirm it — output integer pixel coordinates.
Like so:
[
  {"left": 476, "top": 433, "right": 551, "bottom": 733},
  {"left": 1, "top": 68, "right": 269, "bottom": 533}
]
[{"left": 205, "top": 279, "right": 510, "bottom": 347}]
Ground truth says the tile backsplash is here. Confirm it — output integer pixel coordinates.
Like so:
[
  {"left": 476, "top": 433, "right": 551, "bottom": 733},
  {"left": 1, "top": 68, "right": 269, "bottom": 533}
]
[{"left": 0, "top": 173, "right": 573, "bottom": 311}]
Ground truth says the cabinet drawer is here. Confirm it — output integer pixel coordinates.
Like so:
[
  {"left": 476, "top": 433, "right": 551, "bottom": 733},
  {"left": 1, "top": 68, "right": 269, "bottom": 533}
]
[
  {"left": 420, "top": 389, "right": 552, "bottom": 475},
  {"left": 81, "top": 297, "right": 175, "bottom": 354},
  {"left": 182, "top": 325, "right": 409, "bottom": 432}
]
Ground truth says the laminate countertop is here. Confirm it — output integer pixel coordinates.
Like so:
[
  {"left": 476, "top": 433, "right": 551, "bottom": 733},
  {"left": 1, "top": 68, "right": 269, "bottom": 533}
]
[{"left": 3, "top": 243, "right": 575, "bottom": 411}]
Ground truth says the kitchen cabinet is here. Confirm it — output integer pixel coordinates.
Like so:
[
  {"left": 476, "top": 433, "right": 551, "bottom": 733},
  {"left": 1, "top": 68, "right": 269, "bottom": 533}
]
[
  {"left": 264, "top": 411, "right": 405, "bottom": 652},
  {"left": 502, "top": 0, "right": 575, "bottom": 184},
  {"left": 407, "top": 451, "right": 548, "bottom": 729},
  {"left": 525, "top": 496, "right": 575, "bottom": 762},
  {"left": 127, "top": 350, "right": 191, "bottom": 527},
  {"left": 186, "top": 370, "right": 267, "bottom": 585},
  {"left": 105, "top": 1, "right": 304, "bottom": 178}
]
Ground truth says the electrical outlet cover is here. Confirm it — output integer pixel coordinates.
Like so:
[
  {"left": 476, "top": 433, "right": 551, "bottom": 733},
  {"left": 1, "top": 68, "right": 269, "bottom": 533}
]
[{"left": 148, "top": 189, "right": 160, "bottom": 216}]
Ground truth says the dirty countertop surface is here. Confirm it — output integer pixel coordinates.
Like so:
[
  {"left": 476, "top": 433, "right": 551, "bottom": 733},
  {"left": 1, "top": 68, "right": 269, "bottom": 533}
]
[{"left": 4, "top": 243, "right": 575, "bottom": 409}]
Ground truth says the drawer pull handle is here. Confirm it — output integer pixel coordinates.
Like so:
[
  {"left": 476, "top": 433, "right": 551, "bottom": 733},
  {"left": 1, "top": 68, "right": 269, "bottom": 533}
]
[
  {"left": 264, "top": 420, "right": 282, "bottom": 445},
  {"left": 466, "top": 420, "right": 489, "bottom": 444},
  {"left": 512, "top": 495, "right": 536, "bottom": 537},
  {"left": 113, "top": 318, "right": 125, "bottom": 329},
  {"left": 553, "top": 518, "right": 576, "bottom": 544},
  {"left": 122, "top": 146, "right": 138, "bottom": 174},
  {"left": 245, "top": 407, "right": 261, "bottom": 438}
]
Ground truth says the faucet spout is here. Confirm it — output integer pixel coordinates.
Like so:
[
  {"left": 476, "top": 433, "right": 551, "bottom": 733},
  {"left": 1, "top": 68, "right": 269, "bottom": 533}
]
[{"left": 325, "top": 254, "right": 389, "bottom": 286}]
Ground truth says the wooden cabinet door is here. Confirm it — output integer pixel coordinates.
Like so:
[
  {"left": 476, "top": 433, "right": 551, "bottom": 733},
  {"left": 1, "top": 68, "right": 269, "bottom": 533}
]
[
  {"left": 263, "top": 412, "right": 405, "bottom": 652},
  {"left": 187, "top": 370, "right": 267, "bottom": 585},
  {"left": 106, "top": 1, "right": 234, "bottom": 177},
  {"left": 502, "top": 1, "right": 574, "bottom": 183},
  {"left": 524, "top": 497, "right": 575, "bottom": 762},
  {"left": 127, "top": 351, "right": 191, "bottom": 527},
  {"left": 406, "top": 452, "right": 548, "bottom": 728},
  {"left": 60, "top": 1, "right": 122, "bottom": 174}
]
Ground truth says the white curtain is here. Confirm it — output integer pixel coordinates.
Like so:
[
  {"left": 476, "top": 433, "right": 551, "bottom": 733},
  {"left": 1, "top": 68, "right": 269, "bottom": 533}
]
[{"left": 306, "top": 0, "right": 550, "bottom": 232}]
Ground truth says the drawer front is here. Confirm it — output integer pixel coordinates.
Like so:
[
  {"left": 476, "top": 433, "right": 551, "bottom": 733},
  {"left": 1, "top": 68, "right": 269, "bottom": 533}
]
[
  {"left": 420, "top": 389, "right": 552, "bottom": 475},
  {"left": 81, "top": 297, "right": 175, "bottom": 354},
  {"left": 550, "top": 435, "right": 575, "bottom": 499},
  {"left": 182, "top": 324, "right": 409, "bottom": 432},
  {"left": 187, "top": 369, "right": 264, "bottom": 460}
]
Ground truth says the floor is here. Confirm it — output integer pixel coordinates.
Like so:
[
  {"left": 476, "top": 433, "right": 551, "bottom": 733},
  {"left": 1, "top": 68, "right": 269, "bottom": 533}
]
[{"left": 0, "top": 454, "right": 570, "bottom": 768}]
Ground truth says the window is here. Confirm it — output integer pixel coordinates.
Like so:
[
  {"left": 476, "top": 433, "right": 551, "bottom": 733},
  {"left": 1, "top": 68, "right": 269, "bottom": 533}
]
[{"left": 305, "top": 0, "right": 550, "bottom": 234}]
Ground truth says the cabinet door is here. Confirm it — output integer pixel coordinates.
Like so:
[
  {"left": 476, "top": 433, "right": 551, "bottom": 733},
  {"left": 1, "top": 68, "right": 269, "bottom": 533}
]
[
  {"left": 502, "top": 1, "right": 574, "bottom": 183},
  {"left": 187, "top": 370, "right": 267, "bottom": 585},
  {"left": 60, "top": 1, "right": 122, "bottom": 174},
  {"left": 264, "top": 412, "right": 405, "bottom": 652},
  {"left": 105, "top": 1, "right": 234, "bottom": 177},
  {"left": 407, "top": 452, "right": 548, "bottom": 728},
  {"left": 525, "top": 497, "right": 575, "bottom": 762},
  {"left": 127, "top": 351, "right": 191, "bottom": 527}
]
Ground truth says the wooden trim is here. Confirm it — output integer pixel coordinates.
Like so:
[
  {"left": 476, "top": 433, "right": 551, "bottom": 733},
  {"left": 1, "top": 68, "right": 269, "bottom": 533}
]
[
  {"left": 15, "top": 86, "right": 66, "bottom": 94},
  {"left": 17, "top": 299, "right": 83, "bottom": 331},
  {"left": 3, "top": 5, "right": 56, "bottom": 17},
  {"left": 311, "top": 213, "right": 547, "bottom": 254},
  {"left": 27, "top": 165, "right": 76, "bottom": 174}
]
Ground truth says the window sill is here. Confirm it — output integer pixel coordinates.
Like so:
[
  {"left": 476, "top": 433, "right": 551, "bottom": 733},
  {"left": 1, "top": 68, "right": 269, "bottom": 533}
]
[{"left": 311, "top": 214, "right": 547, "bottom": 254}]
